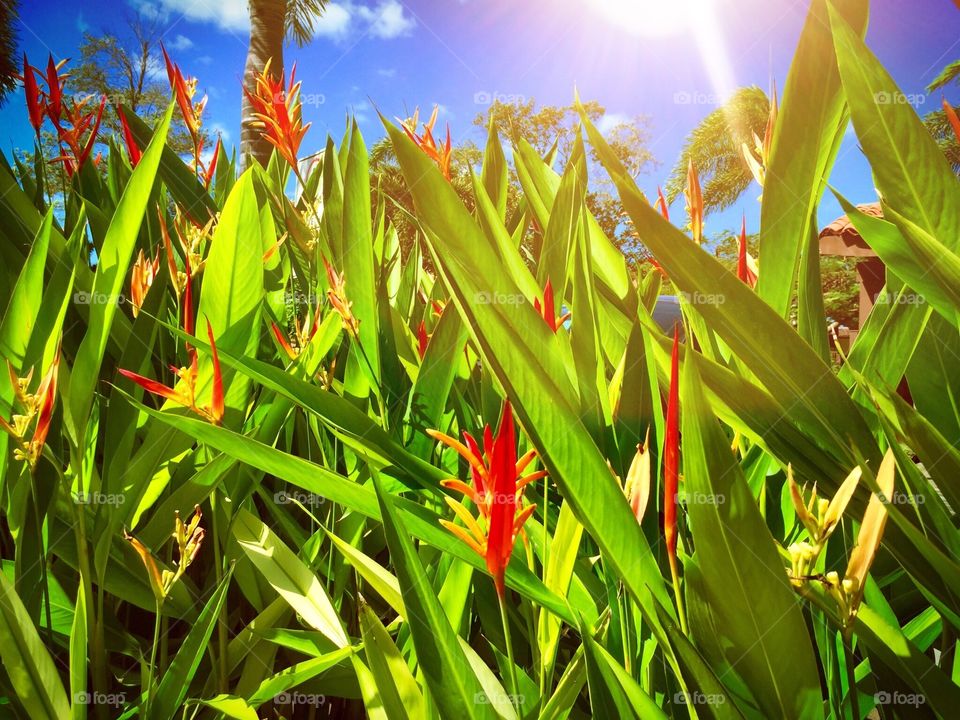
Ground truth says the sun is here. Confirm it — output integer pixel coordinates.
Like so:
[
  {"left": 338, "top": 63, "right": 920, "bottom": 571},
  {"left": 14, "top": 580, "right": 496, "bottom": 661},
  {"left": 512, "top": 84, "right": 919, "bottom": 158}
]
[{"left": 587, "top": 0, "right": 705, "bottom": 37}]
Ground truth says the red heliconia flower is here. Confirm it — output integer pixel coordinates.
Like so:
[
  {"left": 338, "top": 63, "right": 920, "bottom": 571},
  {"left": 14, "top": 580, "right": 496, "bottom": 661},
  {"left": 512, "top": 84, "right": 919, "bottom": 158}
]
[
  {"left": 644, "top": 257, "right": 668, "bottom": 279},
  {"left": 161, "top": 44, "right": 206, "bottom": 147},
  {"left": 203, "top": 134, "right": 222, "bottom": 189},
  {"left": 118, "top": 108, "right": 142, "bottom": 166},
  {"left": 0, "top": 347, "right": 61, "bottom": 469},
  {"left": 431, "top": 299, "right": 446, "bottom": 317},
  {"left": 684, "top": 159, "right": 703, "bottom": 245},
  {"left": 44, "top": 56, "right": 64, "bottom": 128},
  {"left": 323, "top": 257, "right": 360, "bottom": 337},
  {"left": 271, "top": 304, "right": 321, "bottom": 360},
  {"left": 737, "top": 216, "right": 759, "bottom": 288},
  {"left": 655, "top": 186, "right": 670, "bottom": 222},
  {"left": 944, "top": 97, "right": 960, "bottom": 145},
  {"left": 533, "top": 278, "right": 571, "bottom": 333},
  {"left": 664, "top": 327, "right": 680, "bottom": 566},
  {"left": 243, "top": 58, "right": 311, "bottom": 171},
  {"left": 130, "top": 248, "right": 160, "bottom": 316},
  {"left": 21, "top": 54, "right": 44, "bottom": 134},
  {"left": 428, "top": 400, "right": 545, "bottom": 598},
  {"left": 416, "top": 320, "right": 430, "bottom": 359},
  {"left": 400, "top": 106, "right": 453, "bottom": 181},
  {"left": 119, "top": 319, "right": 224, "bottom": 425},
  {"left": 49, "top": 89, "right": 106, "bottom": 178}
]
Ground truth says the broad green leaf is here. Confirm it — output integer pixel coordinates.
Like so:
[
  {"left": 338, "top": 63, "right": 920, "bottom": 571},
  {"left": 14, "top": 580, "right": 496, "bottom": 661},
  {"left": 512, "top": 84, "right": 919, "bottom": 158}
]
[
  {"left": 371, "top": 472, "right": 496, "bottom": 720},
  {"left": 233, "top": 508, "right": 349, "bottom": 648},
  {"left": 0, "top": 572, "right": 70, "bottom": 719},
  {"left": 681, "top": 353, "right": 823, "bottom": 719},
  {"left": 359, "top": 601, "right": 425, "bottom": 719}
]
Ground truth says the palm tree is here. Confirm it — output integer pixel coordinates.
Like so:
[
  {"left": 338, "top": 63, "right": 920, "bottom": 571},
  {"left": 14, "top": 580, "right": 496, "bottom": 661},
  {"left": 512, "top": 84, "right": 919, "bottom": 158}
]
[
  {"left": 664, "top": 86, "right": 771, "bottom": 214},
  {"left": 0, "top": 0, "right": 20, "bottom": 105},
  {"left": 241, "top": 0, "right": 326, "bottom": 167},
  {"left": 923, "top": 60, "right": 960, "bottom": 174}
]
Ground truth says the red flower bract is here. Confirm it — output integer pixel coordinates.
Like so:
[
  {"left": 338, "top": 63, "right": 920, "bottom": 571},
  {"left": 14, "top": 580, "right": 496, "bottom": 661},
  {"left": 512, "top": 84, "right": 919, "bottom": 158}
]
[{"left": 428, "top": 399, "right": 544, "bottom": 597}]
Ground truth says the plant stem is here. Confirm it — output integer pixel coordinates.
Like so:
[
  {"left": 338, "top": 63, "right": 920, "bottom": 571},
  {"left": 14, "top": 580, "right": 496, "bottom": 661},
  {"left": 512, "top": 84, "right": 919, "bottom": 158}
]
[
  {"left": 844, "top": 633, "right": 860, "bottom": 720},
  {"left": 144, "top": 599, "right": 162, "bottom": 717},
  {"left": 497, "top": 591, "right": 520, "bottom": 712},
  {"left": 668, "top": 555, "right": 688, "bottom": 635}
]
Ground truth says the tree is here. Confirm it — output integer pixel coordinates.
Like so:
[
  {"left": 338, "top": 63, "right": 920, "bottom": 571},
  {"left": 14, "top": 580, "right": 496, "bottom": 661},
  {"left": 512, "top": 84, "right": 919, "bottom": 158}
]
[
  {"left": 72, "top": 18, "right": 200, "bottom": 156},
  {"left": 370, "top": 99, "right": 655, "bottom": 265},
  {"left": 664, "top": 86, "right": 770, "bottom": 214},
  {"left": 241, "top": 0, "right": 327, "bottom": 167},
  {"left": 923, "top": 59, "right": 960, "bottom": 174},
  {"left": 0, "top": 0, "right": 19, "bottom": 104}
]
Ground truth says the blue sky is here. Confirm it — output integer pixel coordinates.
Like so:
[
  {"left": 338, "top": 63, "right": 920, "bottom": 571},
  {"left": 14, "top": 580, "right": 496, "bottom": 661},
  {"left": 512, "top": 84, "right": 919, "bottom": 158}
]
[{"left": 3, "top": 0, "right": 959, "bottom": 237}]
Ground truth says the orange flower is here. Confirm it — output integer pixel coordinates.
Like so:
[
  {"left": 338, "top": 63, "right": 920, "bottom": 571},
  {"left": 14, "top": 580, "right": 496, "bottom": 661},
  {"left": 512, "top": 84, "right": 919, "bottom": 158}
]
[
  {"left": 323, "top": 257, "right": 360, "bottom": 338},
  {"left": 533, "top": 278, "right": 570, "bottom": 333},
  {"left": 400, "top": 105, "right": 453, "bottom": 180},
  {"left": 124, "top": 506, "right": 204, "bottom": 603},
  {"left": 130, "top": 248, "right": 160, "bottom": 317},
  {"left": 684, "top": 159, "right": 703, "bottom": 245},
  {"left": 943, "top": 97, "right": 960, "bottom": 144},
  {"left": 243, "top": 58, "right": 311, "bottom": 170},
  {"left": 118, "top": 107, "right": 142, "bottom": 166},
  {"left": 119, "top": 320, "right": 224, "bottom": 425},
  {"left": 655, "top": 186, "right": 670, "bottom": 222},
  {"left": 271, "top": 304, "right": 322, "bottom": 360},
  {"left": 416, "top": 320, "right": 430, "bottom": 360},
  {"left": 736, "top": 216, "right": 758, "bottom": 288},
  {"left": 428, "top": 400, "right": 544, "bottom": 597},
  {"left": 162, "top": 44, "right": 206, "bottom": 146},
  {"left": 0, "top": 348, "right": 61, "bottom": 469}
]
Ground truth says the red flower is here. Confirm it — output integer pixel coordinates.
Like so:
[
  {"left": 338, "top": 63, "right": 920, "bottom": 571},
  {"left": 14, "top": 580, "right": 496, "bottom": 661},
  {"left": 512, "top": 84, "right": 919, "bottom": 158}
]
[
  {"left": 22, "top": 54, "right": 44, "bottom": 134},
  {"left": 416, "top": 320, "right": 430, "bottom": 359},
  {"left": 944, "top": 97, "right": 960, "bottom": 145},
  {"left": 323, "top": 257, "right": 359, "bottom": 337},
  {"left": 243, "top": 58, "right": 310, "bottom": 170},
  {"left": 533, "top": 278, "right": 570, "bottom": 333},
  {"left": 664, "top": 327, "right": 680, "bottom": 564},
  {"left": 655, "top": 186, "right": 670, "bottom": 222},
  {"left": 119, "top": 319, "right": 224, "bottom": 425},
  {"left": 736, "top": 216, "right": 758, "bottom": 288},
  {"left": 118, "top": 108, "right": 142, "bottom": 166},
  {"left": 428, "top": 400, "right": 544, "bottom": 597},
  {"left": 400, "top": 106, "right": 453, "bottom": 181},
  {"left": 0, "top": 347, "right": 61, "bottom": 469}
]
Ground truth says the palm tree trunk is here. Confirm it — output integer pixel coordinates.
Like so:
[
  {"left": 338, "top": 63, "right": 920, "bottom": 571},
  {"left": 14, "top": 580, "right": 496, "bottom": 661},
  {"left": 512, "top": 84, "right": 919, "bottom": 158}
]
[{"left": 241, "top": 0, "right": 287, "bottom": 168}]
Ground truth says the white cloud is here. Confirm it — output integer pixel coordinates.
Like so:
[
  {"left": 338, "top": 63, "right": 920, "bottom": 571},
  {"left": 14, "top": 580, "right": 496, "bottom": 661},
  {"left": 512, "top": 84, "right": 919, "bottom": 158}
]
[
  {"left": 357, "top": 1, "right": 416, "bottom": 39},
  {"left": 131, "top": 0, "right": 414, "bottom": 42},
  {"left": 314, "top": 3, "right": 353, "bottom": 39},
  {"left": 377, "top": 68, "right": 397, "bottom": 78},
  {"left": 130, "top": 0, "right": 248, "bottom": 33},
  {"left": 596, "top": 112, "right": 629, "bottom": 135},
  {"left": 169, "top": 34, "right": 194, "bottom": 51}
]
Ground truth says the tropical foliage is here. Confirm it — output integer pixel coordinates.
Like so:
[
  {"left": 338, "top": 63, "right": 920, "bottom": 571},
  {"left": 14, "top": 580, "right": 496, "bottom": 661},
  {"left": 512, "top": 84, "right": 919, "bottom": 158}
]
[{"left": 1, "top": 1, "right": 960, "bottom": 719}]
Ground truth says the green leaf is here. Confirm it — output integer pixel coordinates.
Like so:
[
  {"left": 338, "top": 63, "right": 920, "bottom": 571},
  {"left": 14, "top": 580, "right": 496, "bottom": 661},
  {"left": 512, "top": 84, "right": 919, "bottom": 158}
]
[
  {"left": 358, "top": 601, "right": 425, "bottom": 719},
  {"left": 233, "top": 508, "right": 349, "bottom": 648},
  {"left": 581, "top": 626, "right": 667, "bottom": 720},
  {"left": 371, "top": 472, "right": 496, "bottom": 720},
  {"left": 0, "top": 571, "right": 70, "bottom": 719},
  {"left": 70, "top": 582, "right": 88, "bottom": 720},
  {"left": 756, "top": 0, "right": 868, "bottom": 318},
  {"left": 65, "top": 101, "right": 174, "bottom": 448},
  {"left": 150, "top": 569, "right": 233, "bottom": 720},
  {"left": 681, "top": 353, "right": 823, "bottom": 718}
]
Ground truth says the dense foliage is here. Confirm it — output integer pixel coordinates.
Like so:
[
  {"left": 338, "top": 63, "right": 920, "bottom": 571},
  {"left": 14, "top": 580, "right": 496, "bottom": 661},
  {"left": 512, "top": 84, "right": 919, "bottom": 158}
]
[{"left": 0, "top": 1, "right": 959, "bottom": 719}]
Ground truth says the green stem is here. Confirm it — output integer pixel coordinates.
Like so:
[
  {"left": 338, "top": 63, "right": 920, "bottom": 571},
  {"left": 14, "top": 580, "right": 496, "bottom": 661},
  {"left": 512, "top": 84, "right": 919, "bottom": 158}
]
[
  {"left": 668, "top": 555, "right": 688, "bottom": 635},
  {"left": 844, "top": 633, "right": 860, "bottom": 720},
  {"left": 144, "top": 599, "right": 162, "bottom": 717},
  {"left": 497, "top": 591, "right": 520, "bottom": 712}
]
